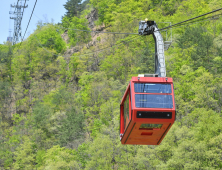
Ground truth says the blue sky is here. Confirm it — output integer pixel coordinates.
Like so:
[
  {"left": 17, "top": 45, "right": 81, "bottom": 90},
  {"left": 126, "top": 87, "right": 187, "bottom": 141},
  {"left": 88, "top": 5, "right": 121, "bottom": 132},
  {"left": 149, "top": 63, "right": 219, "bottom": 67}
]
[{"left": 0, "top": 0, "right": 68, "bottom": 44}]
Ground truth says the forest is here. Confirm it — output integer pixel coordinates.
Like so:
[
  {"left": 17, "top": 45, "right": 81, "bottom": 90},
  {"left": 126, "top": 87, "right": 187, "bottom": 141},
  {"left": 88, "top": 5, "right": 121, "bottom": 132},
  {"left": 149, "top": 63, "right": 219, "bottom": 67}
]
[{"left": 0, "top": 0, "right": 222, "bottom": 169}]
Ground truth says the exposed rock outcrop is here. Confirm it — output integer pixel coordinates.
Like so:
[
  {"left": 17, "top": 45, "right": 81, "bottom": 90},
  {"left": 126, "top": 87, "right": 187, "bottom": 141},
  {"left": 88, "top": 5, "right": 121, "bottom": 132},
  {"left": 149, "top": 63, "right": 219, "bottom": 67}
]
[
  {"left": 63, "top": 46, "right": 81, "bottom": 58},
  {"left": 61, "top": 30, "right": 69, "bottom": 44},
  {"left": 62, "top": 9, "right": 106, "bottom": 57}
]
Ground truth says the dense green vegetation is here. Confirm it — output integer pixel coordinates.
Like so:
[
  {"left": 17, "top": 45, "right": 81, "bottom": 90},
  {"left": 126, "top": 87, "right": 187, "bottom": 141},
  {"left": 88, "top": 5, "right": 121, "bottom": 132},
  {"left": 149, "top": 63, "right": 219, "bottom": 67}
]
[{"left": 0, "top": 0, "right": 222, "bottom": 169}]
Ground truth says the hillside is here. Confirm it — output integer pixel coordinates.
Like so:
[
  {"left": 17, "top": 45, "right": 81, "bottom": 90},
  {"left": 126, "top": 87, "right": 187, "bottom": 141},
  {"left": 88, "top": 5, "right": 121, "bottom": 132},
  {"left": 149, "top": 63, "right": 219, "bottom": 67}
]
[{"left": 0, "top": 0, "right": 222, "bottom": 169}]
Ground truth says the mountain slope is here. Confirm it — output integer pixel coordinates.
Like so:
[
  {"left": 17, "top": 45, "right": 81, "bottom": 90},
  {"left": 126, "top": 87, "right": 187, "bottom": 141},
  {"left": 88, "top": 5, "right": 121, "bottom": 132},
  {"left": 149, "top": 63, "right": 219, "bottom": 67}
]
[{"left": 0, "top": 0, "right": 222, "bottom": 169}]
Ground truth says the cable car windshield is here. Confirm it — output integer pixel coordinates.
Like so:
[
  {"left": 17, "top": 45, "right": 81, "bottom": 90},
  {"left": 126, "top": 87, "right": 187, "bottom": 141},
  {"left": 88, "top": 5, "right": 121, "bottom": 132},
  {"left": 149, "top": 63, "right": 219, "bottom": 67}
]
[
  {"left": 134, "top": 83, "right": 171, "bottom": 93},
  {"left": 135, "top": 94, "right": 173, "bottom": 108}
]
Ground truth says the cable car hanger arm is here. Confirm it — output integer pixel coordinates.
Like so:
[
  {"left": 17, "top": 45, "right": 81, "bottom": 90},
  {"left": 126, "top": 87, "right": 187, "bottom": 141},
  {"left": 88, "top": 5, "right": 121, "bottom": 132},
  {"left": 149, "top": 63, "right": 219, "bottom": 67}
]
[{"left": 138, "top": 20, "right": 166, "bottom": 77}]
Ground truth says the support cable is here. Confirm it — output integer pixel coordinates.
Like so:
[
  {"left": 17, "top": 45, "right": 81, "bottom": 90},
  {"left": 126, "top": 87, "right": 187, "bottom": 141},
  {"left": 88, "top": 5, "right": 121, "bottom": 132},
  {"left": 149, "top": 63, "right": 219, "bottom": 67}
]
[
  {"left": 21, "top": 0, "right": 37, "bottom": 42},
  {"left": 33, "top": 12, "right": 222, "bottom": 57},
  {"left": 19, "top": 7, "right": 222, "bottom": 50},
  {"left": 157, "top": 8, "right": 222, "bottom": 32},
  {"left": 167, "top": 13, "right": 222, "bottom": 31},
  {"left": 30, "top": 10, "right": 138, "bottom": 35},
  {"left": 59, "top": 26, "right": 138, "bottom": 35},
  {"left": 74, "top": 36, "right": 142, "bottom": 57},
  {"left": 34, "top": 34, "right": 141, "bottom": 57},
  {"left": 27, "top": 7, "right": 222, "bottom": 38},
  {"left": 58, "top": 8, "right": 222, "bottom": 35}
]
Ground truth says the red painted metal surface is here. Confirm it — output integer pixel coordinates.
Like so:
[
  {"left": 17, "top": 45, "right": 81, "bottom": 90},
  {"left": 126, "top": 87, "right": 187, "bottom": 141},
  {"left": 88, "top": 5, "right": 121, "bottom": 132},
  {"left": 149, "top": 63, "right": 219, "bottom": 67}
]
[{"left": 120, "top": 77, "right": 176, "bottom": 145}]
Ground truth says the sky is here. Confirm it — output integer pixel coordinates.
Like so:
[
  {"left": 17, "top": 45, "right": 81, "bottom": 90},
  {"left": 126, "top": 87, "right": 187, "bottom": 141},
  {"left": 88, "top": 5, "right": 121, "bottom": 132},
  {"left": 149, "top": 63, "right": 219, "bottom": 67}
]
[{"left": 0, "top": 0, "right": 68, "bottom": 44}]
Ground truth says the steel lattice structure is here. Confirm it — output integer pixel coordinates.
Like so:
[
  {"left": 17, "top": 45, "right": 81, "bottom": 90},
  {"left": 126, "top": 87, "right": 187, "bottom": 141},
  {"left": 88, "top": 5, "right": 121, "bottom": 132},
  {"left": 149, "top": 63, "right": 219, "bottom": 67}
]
[{"left": 10, "top": 0, "right": 28, "bottom": 45}]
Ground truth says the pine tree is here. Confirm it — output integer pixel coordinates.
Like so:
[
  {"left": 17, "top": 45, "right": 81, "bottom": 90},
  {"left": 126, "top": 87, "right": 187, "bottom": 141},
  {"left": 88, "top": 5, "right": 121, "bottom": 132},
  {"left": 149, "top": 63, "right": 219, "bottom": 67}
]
[{"left": 63, "top": 0, "right": 83, "bottom": 18}]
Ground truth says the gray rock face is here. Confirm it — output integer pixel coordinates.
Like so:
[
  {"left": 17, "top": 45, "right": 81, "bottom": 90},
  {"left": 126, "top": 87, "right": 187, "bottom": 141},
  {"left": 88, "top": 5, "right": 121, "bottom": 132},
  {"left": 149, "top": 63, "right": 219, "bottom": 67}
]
[
  {"left": 61, "top": 30, "right": 69, "bottom": 44},
  {"left": 63, "top": 46, "right": 81, "bottom": 58},
  {"left": 86, "top": 9, "right": 98, "bottom": 30},
  {"left": 62, "top": 8, "right": 106, "bottom": 57},
  {"left": 86, "top": 9, "right": 105, "bottom": 37}
]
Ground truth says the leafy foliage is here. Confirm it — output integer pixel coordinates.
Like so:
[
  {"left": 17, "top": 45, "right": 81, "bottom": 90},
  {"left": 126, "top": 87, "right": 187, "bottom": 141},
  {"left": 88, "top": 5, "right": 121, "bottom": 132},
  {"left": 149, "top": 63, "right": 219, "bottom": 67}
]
[
  {"left": 62, "top": 16, "right": 91, "bottom": 46},
  {"left": 35, "top": 24, "right": 66, "bottom": 53},
  {"left": 1, "top": 0, "right": 222, "bottom": 169},
  {"left": 63, "top": 0, "right": 90, "bottom": 18}
]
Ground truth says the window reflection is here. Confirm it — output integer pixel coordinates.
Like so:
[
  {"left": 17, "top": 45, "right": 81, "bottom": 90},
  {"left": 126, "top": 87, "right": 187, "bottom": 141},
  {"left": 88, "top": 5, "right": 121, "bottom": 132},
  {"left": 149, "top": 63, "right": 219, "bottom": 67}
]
[
  {"left": 134, "top": 83, "right": 171, "bottom": 93},
  {"left": 135, "top": 94, "right": 173, "bottom": 108}
]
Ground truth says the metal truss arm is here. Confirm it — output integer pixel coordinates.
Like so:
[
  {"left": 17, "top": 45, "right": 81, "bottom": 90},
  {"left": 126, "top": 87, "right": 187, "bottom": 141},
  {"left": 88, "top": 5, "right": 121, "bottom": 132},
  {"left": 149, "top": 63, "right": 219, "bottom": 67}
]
[{"left": 138, "top": 21, "right": 166, "bottom": 77}]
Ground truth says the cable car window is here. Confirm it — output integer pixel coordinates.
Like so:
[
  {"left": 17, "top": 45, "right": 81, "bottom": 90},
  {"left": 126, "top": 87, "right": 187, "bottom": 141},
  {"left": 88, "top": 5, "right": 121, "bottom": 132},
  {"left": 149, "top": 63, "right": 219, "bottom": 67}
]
[
  {"left": 134, "top": 83, "right": 171, "bottom": 93},
  {"left": 135, "top": 94, "right": 173, "bottom": 108},
  {"left": 124, "top": 93, "right": 129, "bottom": 129}
]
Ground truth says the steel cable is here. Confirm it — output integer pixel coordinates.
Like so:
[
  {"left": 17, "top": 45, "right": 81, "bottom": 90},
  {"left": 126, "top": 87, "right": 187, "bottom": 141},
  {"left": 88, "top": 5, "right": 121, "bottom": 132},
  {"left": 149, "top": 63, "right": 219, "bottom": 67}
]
[{"left": 21, "top": 0, "right": 38, "bottom": 43}]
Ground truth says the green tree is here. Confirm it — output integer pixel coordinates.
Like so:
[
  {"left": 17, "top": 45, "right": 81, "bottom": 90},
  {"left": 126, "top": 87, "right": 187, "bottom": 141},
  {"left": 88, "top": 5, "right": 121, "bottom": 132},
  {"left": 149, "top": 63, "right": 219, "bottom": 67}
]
[
  {"left": 37, "top": 145, "right": 80, "bottom": 170},
  {"left": 31, "top": 102, "right": 53, "bottom": 136},
  {"left": 64, "top": 0, "right": 83, "bottom": 18},
  {"left": 62, "top": 16, "right": 91, "bottom": 46},
  {"left": 12, "top": 137, "right": 36, "bottom": 170},
  {"left": 55, "top": 107, "right": 85, "bottom": 147},
  {"left": 177, "top": 26, "right": 214, "bottom": 70},
  {"left": 34, "top": 24, "right": 66, "bottom": 53}
]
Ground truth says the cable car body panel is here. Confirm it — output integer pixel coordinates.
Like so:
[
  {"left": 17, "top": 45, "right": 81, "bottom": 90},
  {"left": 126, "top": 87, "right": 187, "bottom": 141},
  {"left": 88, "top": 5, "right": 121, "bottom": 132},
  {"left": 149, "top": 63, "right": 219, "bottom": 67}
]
[{"left": 120, "top": 77, "right": 175, "bottom": 145}]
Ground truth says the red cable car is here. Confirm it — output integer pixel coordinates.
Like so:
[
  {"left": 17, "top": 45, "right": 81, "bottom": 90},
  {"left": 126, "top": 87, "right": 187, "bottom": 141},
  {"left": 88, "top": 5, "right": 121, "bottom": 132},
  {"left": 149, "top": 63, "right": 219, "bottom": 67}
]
[
  {"left": 120, "top": 76, "right": 176, "bottom": 145},
  {"left": 119, "top": 20, "right": 175, "bottom": 145}
]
